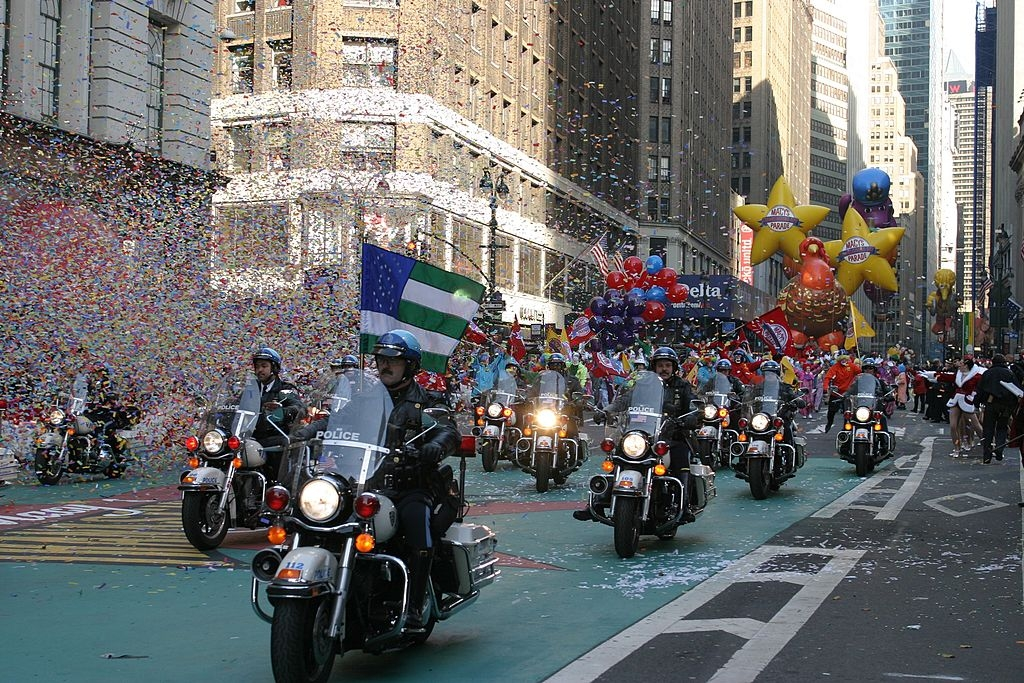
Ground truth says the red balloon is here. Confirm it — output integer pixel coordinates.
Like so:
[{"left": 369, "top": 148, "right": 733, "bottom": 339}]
[
  {"left": 666, "top": 283, "right": 689, "bottom": 303},
  {"left": 817, "top": 330, "right": 845, "bottom": 351},
  {"left": 606, "top": 271, "right": 627, "bottom": 290},
  {"left": 642, "top": 300, "right": 666, "bottom": 322},
  {"left": 655, "top": 267, "right": 678, "bottom": 289},
  {"left": 791, "top": 330, "right": 808, "bottom": 349},
  {"left": 623, "top": 255, "right": 644, "bottom": 276},
  {"left": 636, "top": 271, "right": 653, "bottom": 289}
]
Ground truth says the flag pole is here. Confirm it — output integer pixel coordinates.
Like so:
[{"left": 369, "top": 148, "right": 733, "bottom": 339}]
[{"left": 850, "top": 300, "right": 859, "bottom": 355}]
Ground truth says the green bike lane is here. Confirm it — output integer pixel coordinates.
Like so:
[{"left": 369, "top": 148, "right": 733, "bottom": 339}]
[{"left": 0, "top": 440, "right": 870, "bottom": 683}]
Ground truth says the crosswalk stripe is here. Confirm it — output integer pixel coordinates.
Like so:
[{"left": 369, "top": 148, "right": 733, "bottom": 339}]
[{"left": 0, "top": 501, "right": 238, "bottom": 568}]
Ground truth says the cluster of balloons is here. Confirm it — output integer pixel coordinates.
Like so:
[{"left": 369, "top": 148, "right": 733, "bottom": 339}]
[{"left": 584, "top": 255, "right": 689, "bottom": 352}]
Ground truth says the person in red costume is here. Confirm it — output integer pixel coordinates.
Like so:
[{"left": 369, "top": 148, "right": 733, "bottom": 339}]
[
  {"left": 947, "top": 356, "right": 985, "bottom": 457},
  {"left": 823, "top": 351, "right": 860, "bottom": 432},
  {"left": 726, "top": 347, "right": 763, "bottom": 386}
]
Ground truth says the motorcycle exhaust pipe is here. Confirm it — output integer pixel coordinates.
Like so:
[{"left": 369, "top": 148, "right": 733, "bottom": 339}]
[{"left": 251, "top": 548, "right": 283, "bottom": 583}]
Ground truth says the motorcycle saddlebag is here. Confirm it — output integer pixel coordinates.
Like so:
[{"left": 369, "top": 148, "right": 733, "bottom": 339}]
[{"left": 435, "top": 523, "right": 499, "bottom": 596}]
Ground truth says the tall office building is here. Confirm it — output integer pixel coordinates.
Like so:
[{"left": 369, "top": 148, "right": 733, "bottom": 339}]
[
  {"left": 878, "top": 0, "right": 945, "bottom": 301},
  {"left": 732, "top": 0, "right": 814, "bottom": 296},
  {"left": 809, "top": 0, "right": 849, "bottom": 242},
  {"left": 638, "top": 0, "right": 733, "bottom": 278},
  {"left": 210, "top": 0, "right": 638, "bottom": 328}
]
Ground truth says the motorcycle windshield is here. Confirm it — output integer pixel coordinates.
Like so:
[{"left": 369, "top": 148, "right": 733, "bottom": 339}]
[
  {"left": 317, "top": 371, "right": 393, "bottom": 488},
  {"left": 536, "top": 370, "right": 567, "bottom": 408},
  {"left": 849, "top": 374, "right": 879, "bottom": 408},
  {"left": 491, "top": 371, "right": 519, "bottom": 406},
  {"left": 69, "top": 374, "right": 89, "bottom": 414},
  {"left": 624, "top": 371, "right": 664, "bottom": 437},
  {"left": 706, "top": 373, "right": 733, "bottom": 408},
  {"left": 202, "top": 370, "right": 262, "bottom": 439},
  {"left": 752, "top": 374, "right": 781, "bottom": 416}
]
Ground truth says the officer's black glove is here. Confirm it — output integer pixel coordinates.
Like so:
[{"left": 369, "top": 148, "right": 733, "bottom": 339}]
[
  {"left": 593, "top": 409, "right": 606, "bottom": 426},
  {"left": 419, "top": 442, "right": 445, "bottom": 464},
  {"left": 793, "top": 398, "right": 807, "bottom": 409}
]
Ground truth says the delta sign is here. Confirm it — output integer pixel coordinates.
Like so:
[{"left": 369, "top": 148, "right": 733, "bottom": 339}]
[{"left": 663, "top": 274, "right": 736, "bottom": 319}]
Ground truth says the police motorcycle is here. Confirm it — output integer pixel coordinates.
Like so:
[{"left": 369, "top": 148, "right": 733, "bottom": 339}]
[
  {"left": 33, "top": 373, "right": 139, "bottom": 485},
  {"left": 695, "top": 373, "right": 739, "bottom": 469},
  {"left": 472, "top": 369, "right": 523, "bottom": 472},
  {"left": 587, "top": 371, "right": 716, "bottom": 559},
  {"left": 178, "top": 370, "right": 291, "bottom": 551},
  {"left": 729, "top": 372, "right": 807, "bottom": 499},
  {"left": 836, "top": 374, "right": 896, "bottom": 476},
  {"left": 0, "top": 399, "right": 21, "bottom": 486},
  {"left": 250, "top": 371, "right": 498, "bottom": 683},
  {"left": 515, "top": 370, "right": 589, "bottom": 493}
]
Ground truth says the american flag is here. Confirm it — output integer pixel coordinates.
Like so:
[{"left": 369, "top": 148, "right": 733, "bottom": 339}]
[
  {"left": 591, "top": 234, "right": 625, "bottom": 278},
  {"left": 978, "top": 276, "right": 994, "bottom": 303}
]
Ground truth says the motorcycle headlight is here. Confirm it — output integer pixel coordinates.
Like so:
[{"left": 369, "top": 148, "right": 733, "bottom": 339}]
[
  {"left": 703, "top": 405, "right": 718, "bottom": 420},
  {"left": 299, "top": 478, "right": 342, "bottom": 522},
  {"left": 750, "top": 413, "right": 771, "bottom": 431},
  {"left": 621, "top": 432, "right": 648, "bottom": 459},
  {"left": 201, "top": 430, "right": 225, "bottom": 454},
  {"left": 48, "top": 409, "right": 66, "bottom": 425},
  {"left": 536, "top": 408, "right": 558, "bottom": 429},
  {"left": 855, "top": 407, "right": 872, "bottom": 422},
  {"left": 486, "top": 403, "right": 503, "bottom": 418}
]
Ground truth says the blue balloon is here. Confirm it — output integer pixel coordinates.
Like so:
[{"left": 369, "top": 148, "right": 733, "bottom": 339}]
[
  {"left": 589, "top": 315, "right": 605, "bottom": 332},
  {"left": 590, "top": 297, "right": 608, "bottom": 316},
  {"left": 645, "top": 255, "right": 664, "bottom": 274},
  {"left": 625, "top": 297, "right": 646, "bottom": 318},
  {"left": 605, "top": 315, "right": 624, "bottom": 332},
  {"left": 644, "top": 285, "right": 667, "bottom": 303},
  {"left": 630, "top": 316, "right": 647, "bottom": 333},
  {"left": 628, "top": 287, "right": 646, "bottom": 299}
]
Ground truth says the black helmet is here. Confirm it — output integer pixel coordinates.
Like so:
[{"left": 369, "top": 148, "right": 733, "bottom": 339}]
[
  {"left": 650, "top": 346, "right": 679, "bottom": 372},
  {"left": 252, "top": 347, "right": 282, "bottom": 373},
  {"left": 546, "top": 353, "right": 566, "bottom": 372},
  {"left": 861, "top": 359, "right": 878, "bottom": 372}
]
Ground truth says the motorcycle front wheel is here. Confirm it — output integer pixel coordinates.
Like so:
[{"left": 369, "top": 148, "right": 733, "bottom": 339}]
[
  {"left": 181, "top": 492, "right": 229, "bottom": 550},
  {"left": 481, "top": 440, "right": 498, "bottom": 472},
  {"left": 34, "top": 448, "right": 64, "bottom": 485},
  {"left": 748, "top": 458, "right": 772, "bottom": 500},
  {"left": 271, "top": 597, "right": 338, "bottom": 683},
  {"left": 854, "top": 442, "right": 872, "bottom": 477},
  {"left": 613, "top": 497, "right": 641, "bottom": 558},
  {"left": 535, "top": 451, "right": 552, "bottom": 493}
]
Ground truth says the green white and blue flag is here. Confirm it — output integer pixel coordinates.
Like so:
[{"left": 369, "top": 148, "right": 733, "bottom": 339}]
[{"left": 359, "top": 243, "right": 485, "bottom": 372}]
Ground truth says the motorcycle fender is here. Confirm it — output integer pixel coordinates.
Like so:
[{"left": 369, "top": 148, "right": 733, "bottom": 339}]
[
  {"left": 482, "top": 425, "right": 500, "bottom": 438},
  {"left": 36, "top": 432, "right": 63, "bottom": 449},
  {"left": 613, "top": 469, "right": 644, "bottom": 492},
  {"left": 535, "top": 435, "right": 554, "bottom": 451},
  {"left": 854, "top": 428, "right": 870, "bottom": 442},
  {"left": 274, "top": 547, "right": 338, "bottom": 585},
  {"left": 697, "top": 426, "right": 717, "bottom": 439},
  {"left": 179, "top": 466, "right": 227, "bottom": 490},
  {"left": 745, "top": 441, "right": 769, "bottom": 456}
]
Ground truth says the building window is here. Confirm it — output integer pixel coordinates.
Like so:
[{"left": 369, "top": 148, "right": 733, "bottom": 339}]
[
  {"left": 336, "top": 122, "right": 396, "bottom": 171},
  {"left": 233, "top": 0, "right": 255, "bottom": 11},
  {"left": 341, "top": 38, "right": 397, "bottom": 88},
  {"left": 226, "top": 125, "right": 254, "bottom": 172},
  {"left": 649, "top": 116, "right": 659, "bottom": 141},
  {"left": 39, "top": 0, "right": 61, "bottom": 120},
  {"left": 660, "top": 77, "right": 671, "bottom": 103},
  {"left": 647, "top": 155, "right": 659, "bottom": 181},
  {"left": 270, "top": 40, "right": 292, "bottom": 90},
  {"left": 649, "top": 76, "right": 659, "bottom": 103},
  {"left": 660, "top": 117, "right": 670, "bottom": 143},
  {"left": 649, "top": 38, "right": 659, "bottom": 64},
  {"left": 265, "top": 123, "right": 290, "bottom": 170},
  {"left": 647, "top": 197, "right": 659, "bottom": 220},
  {"left": 520, "top": 243, "right": 541, "bottom": 296},
  {"left": 229, "top": 44, "right": 254, "bottom": 94},
  {"left": 659, "top": 156, "right": 670, "bottom": 181},
  {"left": 659, "top": 197, "right": 670, "bottom": 221},
  {"left": 661, "top": 1, "right": 672, "bottom": 24},
  {"left": 661, "top": 39, "right": 672, "bottom": 65},
  {"left": 146, "top": 22, "right": 165, "bottom": 152},
  {"left": 216, "top": 203, "right": 289, "bottom": 270}
]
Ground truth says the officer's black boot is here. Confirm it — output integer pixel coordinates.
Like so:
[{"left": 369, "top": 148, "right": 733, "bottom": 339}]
[{"left": 406, "top": 548, "right": 434, "bottom": 629}]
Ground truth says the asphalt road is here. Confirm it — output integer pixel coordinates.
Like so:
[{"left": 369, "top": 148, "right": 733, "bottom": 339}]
[{"left": 0, "top": 407, "right": 1020, "bottom": 682}]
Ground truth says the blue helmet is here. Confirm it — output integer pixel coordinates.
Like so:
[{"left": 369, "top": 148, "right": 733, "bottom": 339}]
[
  {"left": 760, "top": 360, "right": 782, "bottom": 375},
  {"left": 546, "top": 353, "right": 566, "bottom": 370},
  {"left": 715, "top": 358, "right": 732, "bottom": 371},
  {"left": 331, "top": 354, "right": 359, "bottom": 370},
  {"left": 252, "top": 347, "right": 282, "bottom": 373},
  {"left": 373, "top": 329, "right": 422, "bottom": 368},
  {"left": 651, "top": 346, "right": 679, "bottom": 371}
]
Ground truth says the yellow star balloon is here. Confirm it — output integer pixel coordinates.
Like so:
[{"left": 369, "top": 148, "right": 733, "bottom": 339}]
[
  {"left": 824, "top": 210, "right": 905, "bottom": 294},
  {"left": 733, "top": 176, "right": 831, "bottom": 265}
]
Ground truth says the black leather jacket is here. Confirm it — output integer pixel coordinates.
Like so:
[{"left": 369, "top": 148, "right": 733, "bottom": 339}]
[
  {"left": 253, "top": 377, "right": 306, "bottom": 443},
  {"left": 385, "top": 381, "right": 460, "bottom": 490}
]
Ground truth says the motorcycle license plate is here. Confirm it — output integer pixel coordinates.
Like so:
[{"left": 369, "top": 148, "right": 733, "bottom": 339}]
[
  {"left": 483, "top": 425, "right": 499, "bottom": 437},
  {"left": 536, "top": 436, "right": 553, "bottom": 449},
  {"left": 615, "top": 470, "right": 643, "bottom": 490},
  {"left": 698, "top": 426, "right": 717, "bottom": 438}
]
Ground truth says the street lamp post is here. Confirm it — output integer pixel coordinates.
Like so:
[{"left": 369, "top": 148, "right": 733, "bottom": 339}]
[{"left": 479, "top": 168, "right": 509, "bottom": 317}]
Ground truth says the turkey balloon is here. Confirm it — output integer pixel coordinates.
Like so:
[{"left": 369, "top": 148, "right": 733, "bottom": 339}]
[{"left": 777, "top": 237, "right": 848, "bottom": 338}]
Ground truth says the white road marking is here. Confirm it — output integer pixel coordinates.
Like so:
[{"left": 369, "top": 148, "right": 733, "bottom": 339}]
[
  {"left": 923, "top": 492, "right": 1010, "bottom": 517},
  {"left": 546, "top": 545, "right": 865, "bottom": 683},
  {"left": 811, "top": 438, "right": 933, "bottom": 520},
  {"left": 882, "top": 674, "right": 966, "bottom": 681}
]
